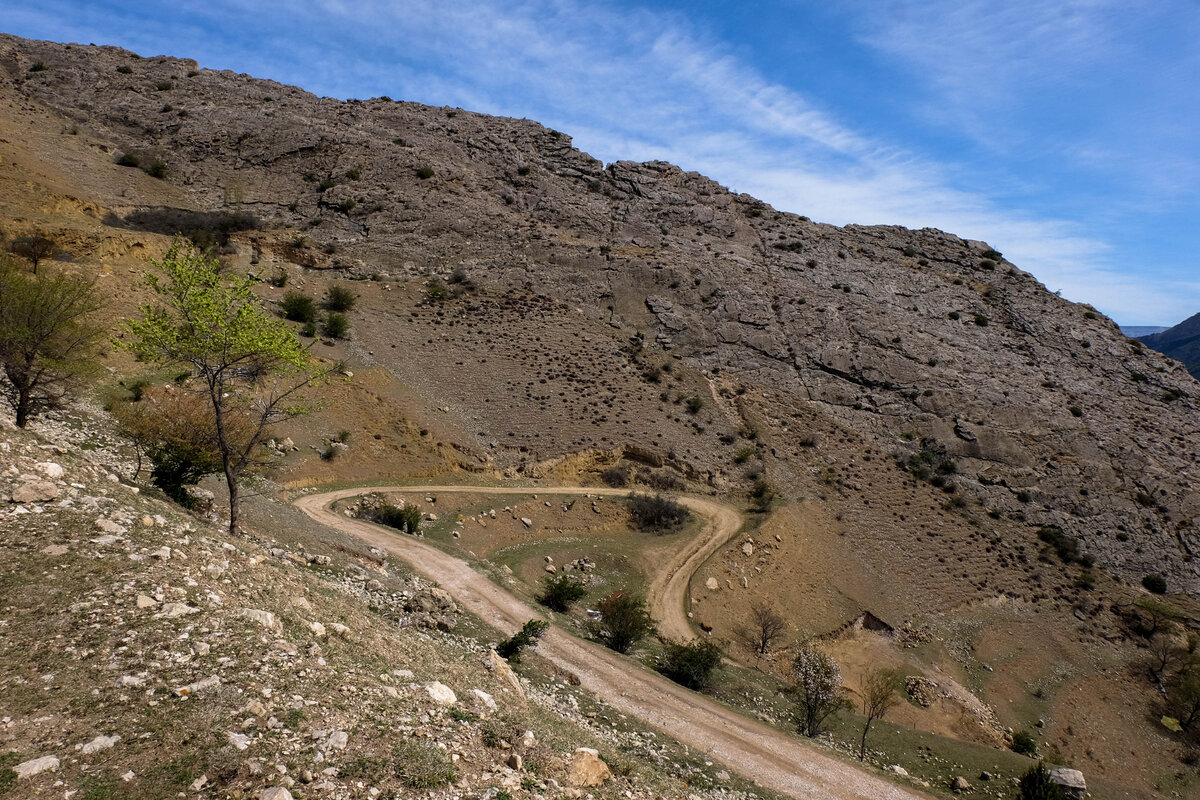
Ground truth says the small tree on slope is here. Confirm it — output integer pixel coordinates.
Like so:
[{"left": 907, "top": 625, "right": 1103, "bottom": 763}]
[{"left": 122, "top": 240, "right": 326, "bottom": 533}]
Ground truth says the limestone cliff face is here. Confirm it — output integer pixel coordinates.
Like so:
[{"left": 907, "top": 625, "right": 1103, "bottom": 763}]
[{"left": 3, "top": 33, "right": 1199, "bottom": 595}]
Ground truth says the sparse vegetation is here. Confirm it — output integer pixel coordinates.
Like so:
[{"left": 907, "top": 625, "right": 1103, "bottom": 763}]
[
  {"left": 858, "top": 667, "right": 901, "bottom": 760},
  {"left": 657, "top": 638, "right": 723, "bottom": 690},
  {"left": 538, "top": 573, "right": 587, "bottom": 612},
  {"left": 364, "top": 501, "right": 422, "bottom": 533},
  {"left": 1143, "top": 573, "right": 1168, "bottom": 594},
  {"left": 626, "top": 493, "right": 689, "bottom": 532},
  {"left": 1010, "top": 730, "right": 1038, "bottom": 756},
  {"left": 594, "top": 592, "right": 653, "bottom": 653},
  {"left": 323, "top": 311, "right": 350, "bottom": 339},
  {"left": 0, "top": 260, "right": 103, "bottom": 427},
  {"left": 281, "top": 291, "right": 317, "bottom": 323},
  {"left": 394, "top": 739, "right": 458, "bottom": 788},
  {"left": 600, "top": 464, "right": 631, "bottom": 487},
  {"left": 416, "top": 166, "right": 435, "bottom": 180},
  {"left": 737, "top": 603, "right": 786, "bottom": 655},
  {"left": 1018, "top": 762, "right": 1064, "bottom": 800},
  {"left": 495, "top": 618, "right": 549, "bottom": 663}
]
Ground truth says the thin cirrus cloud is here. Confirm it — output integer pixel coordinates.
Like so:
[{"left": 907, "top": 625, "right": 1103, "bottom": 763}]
[{"left": 4, "top": 0, "right": 1197, "bottom": 324}]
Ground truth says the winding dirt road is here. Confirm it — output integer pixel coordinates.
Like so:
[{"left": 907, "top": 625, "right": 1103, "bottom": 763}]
[{"left": 295, "top": 486, "right": 930, "bottom": 800}]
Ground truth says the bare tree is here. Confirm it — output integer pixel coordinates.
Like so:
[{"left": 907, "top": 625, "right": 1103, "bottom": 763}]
[
  {"left": 738, "top": 602, "right": 787, "bottom": 655},
  {"left": 1148, "top": 633, "right": 1184, "bottom": 690},
  {"left": 10, "top": 236, "right": 54, "bottom": 274},
  {"left": 858, "top": 667, "right": 901, "bottom": 760}
]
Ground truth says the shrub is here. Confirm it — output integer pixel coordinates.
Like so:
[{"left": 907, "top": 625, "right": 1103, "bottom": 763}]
[
  {"left": 496, "top": 618, "right": 549, "bottom": 662},
  {"left": 116, "top": 65, "right": 133, "bottom": 74},
  {"left": 28, "top": 62, "right": 46, "bottom": 72},
  {"left": 324, "top": 284, "right": 357, "bottom": 312},
  {"left": 346, "top": 168, "right": 361, "bottom": 181},
  {"left": 365, "top": 502, "right": 422, "bottom": 533},
  {"left": 658, "top": 638, "right": 723, "bottom": 690},
  {"left": 600, "top": 465, "right": 630, "bottom": 487},
  {"left": 594, "top": 593, "right": 653, "bottom": 653},
  {"left": 734, "top": 446, "right": 756, "bottom": 464},
  {"left": 948, "top": 311, "right": 960, "bottom": 320},
  {"left": 1018, "top": 762, "right": 1064, "bottom": 800},
  {"left": 416, "top": 167, "right": 435, "bottom": 180},
  {"left": 974, "top": 314, "right": 989, "bottom": 326},
  {"left": 750, "top": 479, "right": 775, "bottom": 512},
  {"left": 280, "top": 291, "right": 317, "bottom": 323},
  {"left": 640, "top": 470, "right": 685, "bottom": 492},
  {"left": 426, "top": 280, "right": 449, "bottom": 301},
  {"left": 1068, "top": 405, "right": 1083, "bottom": 417},
  {"left": 300, "top": 320, "right": 317, "bottom": 337},
  {"left": 116, "top": 153, "right": 140, "bottom": 168},
  {"left": 685, "top": 396, "right": 704, "bottom": 414},
  {"left": 394, "top": 739, "right": 458, "bottom": 789},
  {"left": 626, "top": 493, "right": 689, "bottom": 532},
  {"left": 906, "top": 442, "right": 956, "bottom": 483},
  {"left": 1037, "top": 526, "right": 1081, "bottom": 564},
  {"left": 156, "top": 80, "right": 173, "bottom": 91},
  {"left": 1011, "top": 730, "right": 1038, "bottom": 755},
  {"left": 538, "top": 573, "right": 587, "bottom": 612},
  {"left": 145, "top": 160, "right": 168, "bottom": 179},
  {"left": 1143, "top": 574, "right": 1168, "bottom": 594},
  {"left": 267, "top": 271, "right": 288, "bottom": 288},
  {"left": 323, "top": 312, "right": 349, "bottom": 339}
]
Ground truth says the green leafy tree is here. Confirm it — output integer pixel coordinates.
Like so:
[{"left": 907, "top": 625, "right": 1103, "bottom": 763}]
[
  {"left": 658, "top": 638, "right": 723, "bottom": 690},
  {"left": 594, "top": 592, "right": 654, "bottom": 653},
  {"left": 0, "top": 259, "right": 103, "bottom": 427},
  {"left": 121, "top": 240, "right": 324, "bottom": 532}
]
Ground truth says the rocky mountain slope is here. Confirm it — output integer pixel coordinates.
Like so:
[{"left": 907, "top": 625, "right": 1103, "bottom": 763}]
[
  {"left": 1140, "top": 312, "right": 1200, "bottom": 379},
  {"left": 5, "top": 31, "right": 1200, "bottom": 799},
  {"left": 4, "top": 33, "right": 1197, "bottom": 599}
]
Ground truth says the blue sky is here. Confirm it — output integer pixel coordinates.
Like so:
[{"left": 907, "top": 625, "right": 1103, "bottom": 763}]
[{"left": 6, "top": 1, "right": 1199, "bottom": 325}]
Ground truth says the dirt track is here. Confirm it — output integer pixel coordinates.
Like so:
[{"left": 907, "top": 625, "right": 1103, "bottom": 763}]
[{"left": 296, "top": 486, "right": 930, "bottom": 800}]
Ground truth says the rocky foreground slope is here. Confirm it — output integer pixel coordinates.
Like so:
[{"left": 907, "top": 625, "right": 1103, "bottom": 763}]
[
  {"left": 1, "top": 413, "right": 767, "bottom": 800},
  {"left": 3, "top": 33, "right": 1198, "bottom": 599}
]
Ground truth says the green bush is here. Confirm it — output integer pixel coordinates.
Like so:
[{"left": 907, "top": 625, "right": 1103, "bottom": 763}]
[
  {"left": 416, "top": 166, "right": 435, "bottom": 180},
  {"left": 365, "top": 502, "right": 422, "bottom": 533},
  {"left": 324, "top": 284, "right": 357, "bottom": 312},
  {"left": 685, "top": 396, "right": 704, "bottom": 414},
  {"left": 594, "top": 592, "right": 653, "bottom": 653},
  {"left": 538, "top": 573, "right": 587, "bottom": 612},
  {"left": 28, "top": 62, "right": 46, "bottom": 72},
  {"left": 1018, "top": 762, "right": 1064, "bottom": 800},
  {"left": 626, "top": 493, "right": 689, "bottom": 532},
  {"left": 496, "top": 618, "right": 549, "bottom": 662},
  {"left": 658, "top": 638, "right": 723, "bottom": 690},
  {"left": 1010, "top": 730, "right": 1038, "bottom": 755},
  {"left": 146, "top": 160, "right": 168, "bottom": 179},
  {"left": 1037, "top": 526, "right": 1082, "bottom": 564},
  {"left": 281, "top": 291, "right": 317, "bottom": 323},
  {"left": 1143, "top": 573, "right": 1168, "bottom": 594},
  {"left": 323, "top": 312, "right": 350, "bottom": 339},
  {"left": 116, "top": 153, "right": 140, "bottom": 168},
  {"left": 116, "top": 65, "right": 133, "bottom": 74}
]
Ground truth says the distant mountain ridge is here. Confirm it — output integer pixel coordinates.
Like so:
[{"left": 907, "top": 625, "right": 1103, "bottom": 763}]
[
  {"left": 1140, "top": 313, "right": 1200, "bottom": 379},
  {"left": 1120, "top": 325, "right": 1169, "bottom": 338}
]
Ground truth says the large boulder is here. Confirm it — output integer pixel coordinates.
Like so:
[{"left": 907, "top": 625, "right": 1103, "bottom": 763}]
[
  {"left": 11, "top": 481, "right": 59, "bottom": 503},
  {"left": 566, "top": 747, "right": 611, "bottom": 787},
  {"left": 1049, "top": 768, "right": 1086, "bottom": 800}
]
